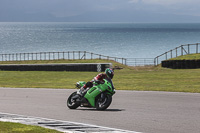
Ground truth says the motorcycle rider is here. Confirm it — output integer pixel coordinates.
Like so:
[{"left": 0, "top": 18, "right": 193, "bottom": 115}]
[{"left": 77, "top": 68, "right": 114, "bottom": 96}]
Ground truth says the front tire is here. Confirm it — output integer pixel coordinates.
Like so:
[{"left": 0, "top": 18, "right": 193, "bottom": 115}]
[
  {"left": 67, "top": 92, "right": 80, "bottom": 109},
  {"left": 95, "top": 94, "right": 112, "bottom": 110}
]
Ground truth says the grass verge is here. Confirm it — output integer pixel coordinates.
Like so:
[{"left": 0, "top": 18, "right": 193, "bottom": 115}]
[
  {"left": 0, "top": 59, "right": 200, "bottom": 93},
  {"left": 170, "top": 53, "right": 200, "bottom": 60},
  {"left": 0, "top": 121, "right": 62, "bottom": 133}
]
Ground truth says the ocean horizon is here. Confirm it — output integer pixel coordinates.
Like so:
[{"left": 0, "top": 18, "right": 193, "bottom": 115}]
[{"left": 1, "top": 22, "right": 200, "bottom": 59}]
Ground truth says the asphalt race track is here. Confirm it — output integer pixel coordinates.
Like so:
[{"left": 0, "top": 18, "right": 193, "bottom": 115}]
[{"left": 0, "top": 88, "right": 200, "bottom": 133}]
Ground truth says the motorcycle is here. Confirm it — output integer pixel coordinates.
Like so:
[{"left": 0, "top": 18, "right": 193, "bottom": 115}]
[{"left": 67, "top": 79, "right": 115, "bottom": 110}]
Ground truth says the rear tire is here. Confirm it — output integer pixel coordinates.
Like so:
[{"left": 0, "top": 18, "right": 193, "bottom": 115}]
[
  {"left": 67, "top": 92, "right": 80, "bottom": 109},
  {"left": 95, "top": 94, "right": 112, "bottom": 110}
]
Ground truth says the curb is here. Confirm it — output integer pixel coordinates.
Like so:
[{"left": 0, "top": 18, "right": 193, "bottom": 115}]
[{"left": 0, "top": 112, "right": 141, "bottom": 133}]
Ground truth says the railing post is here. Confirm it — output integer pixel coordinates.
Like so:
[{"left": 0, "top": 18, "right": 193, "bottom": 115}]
[
  {"left": 181, "top": 45, "right": 183, "bottom": 56},
  {"left": 44, "top": 52, "right": 46, "bottom": 60},
  {"left": 48, "top": 52, "right": 50, "bottom": 60},
  {"left": 32, "top": 53, "right": 33, "bottom": 60},
  {"left": 171, "top": 50, "right": 172, "bottom": 58},
  {"left": 35, "top": 53, "right": 37, "bottom": 60},
  {"left": 20, "top": 53, "right": 21, "bottom": 61},
  {"left": 196, "top": 43, "right": 199, "bottom": 54},
  {"left": 8, "top": 54, "right": 10, "bottom": 61},
  {"left": 24, "top": 53, "right": 26, "bottom": 61},
  {"left": 157, "top": 57, "right": 159, "bottom": 65},
  {"left": 52, "top": 52, "right": 54, "bottom": 60},
  {"left": 39, "top": 52, "right": 41, "bottom": 60},
  {"left": 84, "top": 51, "right": 86, "bottom": 60},
  {"left": 188, "top": 44, "right": 190, "bottom": 54}
]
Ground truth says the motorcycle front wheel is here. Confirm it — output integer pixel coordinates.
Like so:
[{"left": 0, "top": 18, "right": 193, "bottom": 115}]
[
  {"left": 95, "top": 94, "right": 112, "bottom": 110},
  {"left": 67, "top": 92, "right": 80, "bottom": 109}
]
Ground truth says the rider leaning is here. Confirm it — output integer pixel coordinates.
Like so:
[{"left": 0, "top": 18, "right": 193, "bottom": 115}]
[{"left": 77, "top": 68, "right": 114, "bottom": 95}]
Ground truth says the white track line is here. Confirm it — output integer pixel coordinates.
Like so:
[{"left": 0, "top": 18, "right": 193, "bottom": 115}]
[{"left": 0, "top": 112, "right": 142, "bottom": 133}]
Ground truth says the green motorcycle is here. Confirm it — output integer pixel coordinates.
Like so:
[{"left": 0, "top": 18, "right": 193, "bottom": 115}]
[{"left": 67, "top": 79, "right": 115, "bottom": 110}]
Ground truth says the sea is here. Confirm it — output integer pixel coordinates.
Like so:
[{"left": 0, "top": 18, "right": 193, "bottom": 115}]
[{"left": 1, "top": 22, "right": 200, "bottom": 59}]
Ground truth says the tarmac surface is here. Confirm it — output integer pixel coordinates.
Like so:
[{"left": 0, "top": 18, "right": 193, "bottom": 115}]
[{"left": 0, "top": 88, "right": 200, "bottom": 133}]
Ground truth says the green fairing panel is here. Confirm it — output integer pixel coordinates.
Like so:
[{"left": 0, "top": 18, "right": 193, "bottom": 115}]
[{"left": 84, "top": 84, "right": 107, "bottom": 107}]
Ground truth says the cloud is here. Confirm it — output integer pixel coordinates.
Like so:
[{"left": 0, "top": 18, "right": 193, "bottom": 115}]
[
  {"left": 128, "top": 0, "right": 200, "bottom": 17},
  {"left": 139, "top": 0, "right": 200, "bottom": 5},
  {"left": 1, "top": 0, "right": 200, "bottom": 22}
]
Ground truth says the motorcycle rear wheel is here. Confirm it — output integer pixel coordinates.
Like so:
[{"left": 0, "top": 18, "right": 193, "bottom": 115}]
[
  {"left": 95, "top": 94, "right": 112, "bottom": 110},
  {"left": 67, "top": 92, "right": 80, "bottom": 109}
]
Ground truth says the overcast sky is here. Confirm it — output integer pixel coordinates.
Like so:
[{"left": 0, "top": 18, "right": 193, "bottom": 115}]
[{"left": 1, "top": 0, "right": 200, "bottom": 22}]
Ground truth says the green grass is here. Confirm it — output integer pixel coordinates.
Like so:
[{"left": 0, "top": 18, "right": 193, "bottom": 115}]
[
  {"left": 115, "top": 67, "right": 200, "bottom": 93},
  {"left": 0, "top": 121, "right": 62, "bottom": 133},
  {"left": 170, "top": 53, "right": 200, "bottom": 60},
  {"left": 0, "top": 59, "right": 200, "bottom": 93}
]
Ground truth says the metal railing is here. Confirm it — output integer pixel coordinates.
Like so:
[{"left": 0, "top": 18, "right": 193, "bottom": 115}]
[
  {"left": 154, "top": 43, "right": 200, "bottom": 65},
  {"left": 126, "top": 58, "right": 155, "bottom": 66},
  {"left": 0, "top": 51, "right": 156, "bottom": 66},
  {"left": 0, "top": 51, "right": 127, "bottom": 65},
  {"left": 2, "top": 43, "right": 198, "bottom": 67}
]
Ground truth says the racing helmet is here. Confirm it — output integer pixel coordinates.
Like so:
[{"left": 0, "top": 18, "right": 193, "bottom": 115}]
[{"left": 105, "top": 68, "right": 114, "bottom": 79}]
